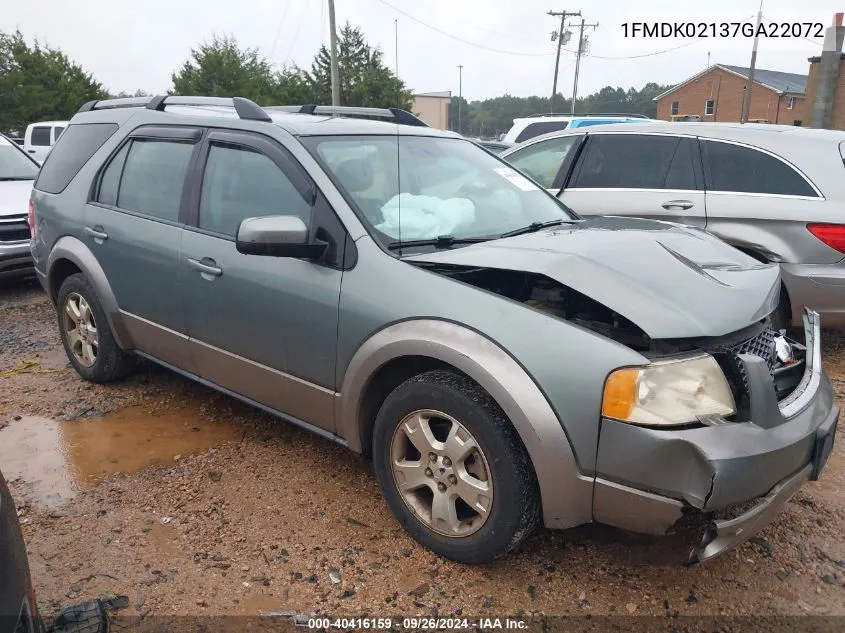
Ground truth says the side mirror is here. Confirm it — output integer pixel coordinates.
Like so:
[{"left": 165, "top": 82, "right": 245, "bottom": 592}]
[{"left": 236, "top": 215, "right": 327, "bottom": 259}]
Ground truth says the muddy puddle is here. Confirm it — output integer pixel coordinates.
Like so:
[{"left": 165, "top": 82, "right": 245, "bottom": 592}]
[{"left": 0, "top": 404, "right": 239, "bottom": 506}]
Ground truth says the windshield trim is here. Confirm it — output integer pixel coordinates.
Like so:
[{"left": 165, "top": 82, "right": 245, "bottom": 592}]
[{"left": 301, "top": 134, "right": 578, "bottom": 256}]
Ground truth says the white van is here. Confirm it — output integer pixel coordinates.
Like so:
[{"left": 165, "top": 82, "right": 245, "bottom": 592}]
[{"left": 23, "top": 121, "right": 69, "bottom": 163}]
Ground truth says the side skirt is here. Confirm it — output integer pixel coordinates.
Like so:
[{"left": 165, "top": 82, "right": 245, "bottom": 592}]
[{"left": 133, "top": 350, "right": 348, "bottom": 448}]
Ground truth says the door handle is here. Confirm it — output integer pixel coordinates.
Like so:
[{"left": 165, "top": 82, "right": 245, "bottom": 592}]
[
  {"left": 187, "top": 257, "right": 223, "bottom": 277},
  {"left": 662, "top": 199, "right": 694, "bottom": 211},
  {"left": 83, "top": 226, "right": 108, "bottom": 241},
  {"left": 27, "top": 149, "right": 36, "bottom": 154}
]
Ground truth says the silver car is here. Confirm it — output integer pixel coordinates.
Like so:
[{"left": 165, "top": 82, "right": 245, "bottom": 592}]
[
  {"left": 502, "top": 122, "right": 845, "bottom": 330},
  {"left": 30, "top": 98, "right": 838, "bottom": 564}
]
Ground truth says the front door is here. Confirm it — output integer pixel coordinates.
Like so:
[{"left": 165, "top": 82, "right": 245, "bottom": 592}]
[
  {"left": 180, "top": 130, "right": 342, "bottom": 433},
  {"left": 560, "top": 132, "right": 707, "bottom": 229},
  {"left": 85, "top": 126, "right": 202, "bottom": 371}
]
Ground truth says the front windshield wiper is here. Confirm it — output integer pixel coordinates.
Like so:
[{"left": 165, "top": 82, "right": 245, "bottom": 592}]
[
  {"left": 387, "top": 235, "right": 490, "bottom": 251},
  {"left": 0, "top": 177, "right": 36, "bottom": 181},
  {"left": 499, "top": 219, "right": 571, "bottom": 238}
]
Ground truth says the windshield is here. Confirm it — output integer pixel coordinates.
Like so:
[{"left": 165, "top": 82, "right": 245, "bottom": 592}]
[
  {"left": 304, "top": 135, "right": 575, "bottom": 249},
  {"left": 0, "top": 137, "right": 39, "bottom": 180}
]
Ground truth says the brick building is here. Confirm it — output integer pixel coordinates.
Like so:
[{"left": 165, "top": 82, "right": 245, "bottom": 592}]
[{"left": 653, "top": 64, "right": 808, "bottom": 125}]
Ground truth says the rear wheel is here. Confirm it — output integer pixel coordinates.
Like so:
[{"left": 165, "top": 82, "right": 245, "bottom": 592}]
[
  {"left": 57, "top": 273, "right": 135, "bottom": 382},
  {"left": 373, "top": 370, "right": 540, "bottom": 563}
]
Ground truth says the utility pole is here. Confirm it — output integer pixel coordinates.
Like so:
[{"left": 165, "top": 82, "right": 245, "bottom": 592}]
[
  {"left": 458, "top": 64, "right": 463, "bottom": 135},
  {"left": 740, "top": 1, "right": 764, "bottom": 123},
  {"left": 548, "top": 9, "right": 580, "bottom": 113},
  {"left": 570, "top": 18, "right": 598, "bottom": 114},
  {"left": 327, "top": 0, "right": 340, "bottom": 108}
]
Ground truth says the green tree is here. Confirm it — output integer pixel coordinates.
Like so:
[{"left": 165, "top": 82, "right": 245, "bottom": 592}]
[
  {"left": 308, "top": 23, "right": 412, "bottom": 109},
  {"left": 0, "top": 30, "right": 107, "bottom": 134},
  {"left": 269, "top": 66, "right": 314, "bottom": 105},
  {"left": 171, "top": 34, "right": 277, "bottom": 104},
  {"left": 109, "top": 89, "right": 152, "bottom": 98}
]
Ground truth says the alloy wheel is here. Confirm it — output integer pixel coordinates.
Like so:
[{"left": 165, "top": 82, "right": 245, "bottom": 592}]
[
  {"left": 62, "top": 292, "right": 98, "bottom": 367},
  {"left": 389, "top": 409, "right": 493, "bottom": 537}
]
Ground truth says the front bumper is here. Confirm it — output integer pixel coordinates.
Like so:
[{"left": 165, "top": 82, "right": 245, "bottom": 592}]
[
  {"left": 0, "top": 240, "right": 33, "bottom": 280},
  {"left": 592, "top": 309, "right": 839, "bottom": 563}
]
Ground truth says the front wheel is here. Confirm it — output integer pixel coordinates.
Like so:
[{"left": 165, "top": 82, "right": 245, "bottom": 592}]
[{"left": 372, "top": 370, "right": 540, "bottom": 563}]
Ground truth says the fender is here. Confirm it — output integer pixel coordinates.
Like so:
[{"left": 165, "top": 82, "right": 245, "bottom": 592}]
[
  {"left": 46, "top": 236, "right": 134, "bottom": 350},
  {"left": 336, "top": 319, "right": 593, "bottom": 529}
]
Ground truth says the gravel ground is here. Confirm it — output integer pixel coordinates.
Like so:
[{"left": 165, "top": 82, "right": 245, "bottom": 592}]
[{"left": 1, "top": 279, "right": 844, "bottom": 623}]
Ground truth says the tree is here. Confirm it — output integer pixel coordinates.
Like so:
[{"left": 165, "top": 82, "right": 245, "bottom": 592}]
[
  {"left": 109, "top": 89, "right": 151, "bottom": 99},
  {"left": 0, "top": 30, "right": 107, "bottom": 134},
  {"left": 171, "top": 34, "right": 278, "bottom": 104},
  {"left": 308, "top": 23, "right": 412, "bottom": 110},
  {"left": 269, "top": 66, "right": 313, "bottom": 105}
]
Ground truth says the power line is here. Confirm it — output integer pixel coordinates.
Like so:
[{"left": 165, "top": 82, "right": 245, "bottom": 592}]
[
  {"left": 268, "top": 0, "right": 292, "bottom": 59},
  {"left": 581, "top": 38, "right": 705, "bottom": 60},
  {"left": 377, "top": 0, "right": 554, "bottom": 57},
  {"left": 404, "top": 0, "right": 540, "bottom": 44},
  {"left": 282, "top": 0, "right": 308, "bottom": 65}
]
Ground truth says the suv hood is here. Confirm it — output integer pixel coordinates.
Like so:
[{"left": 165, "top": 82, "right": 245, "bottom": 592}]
[
  {"left": 0, "top": 180, "right": 34, "bottom": 217},
  {"left": 407, "top": 216, "right": 780, "bottom": 339}
]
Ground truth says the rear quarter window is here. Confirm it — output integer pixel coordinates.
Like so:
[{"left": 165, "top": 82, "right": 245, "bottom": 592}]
[
  {"left": 703, "top": 140, "right": 817, "bottom": 197},
  {"left": 514, "top": 121, "right": 570, "bottom": 143},
  {"left": 34, "top": 123, "right": 119, "bottom": 194}
]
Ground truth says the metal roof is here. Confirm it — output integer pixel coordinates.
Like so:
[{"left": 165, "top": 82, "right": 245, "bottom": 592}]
[
  {"left": 719, "top": 64, "right": 808, "bottom": 94},
  {"left": 653, "top": 64, "right": 808, "bottom": 101}
]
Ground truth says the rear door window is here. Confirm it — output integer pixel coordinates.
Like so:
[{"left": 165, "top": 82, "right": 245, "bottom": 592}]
[
  {"left": 702, "top": 140, "right": 818, "bottom": 197},
  {"left": 34, "top": 123, "right": 119, "bottom": 194},
  {"left": 116, "top": 139, "right": 194, "bottom": 222},
  {"left": 572, "top": 134, "right": 695, "bottom": 190},
  {"left": 53, "top": 127, "right": 65, "bottom": 142},
  {"left": 506, "top": 136, "right": 580, "bottom": 188},
  {"left": 30, "top": 126, "right": 51, "bottom": 146}
]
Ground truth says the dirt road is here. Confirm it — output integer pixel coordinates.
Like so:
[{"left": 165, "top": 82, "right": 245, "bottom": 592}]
[{"left": 1, "top": 279, "right": 844, "bottom": 621}]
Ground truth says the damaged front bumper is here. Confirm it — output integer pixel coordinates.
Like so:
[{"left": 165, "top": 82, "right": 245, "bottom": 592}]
[{"left": 592, "top": 309, "right": 839, "bottom": 563}]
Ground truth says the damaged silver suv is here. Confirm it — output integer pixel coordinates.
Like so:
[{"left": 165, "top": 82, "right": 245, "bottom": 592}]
[{"left": 30, "top": 96, "right": 838, "bottom": 564}]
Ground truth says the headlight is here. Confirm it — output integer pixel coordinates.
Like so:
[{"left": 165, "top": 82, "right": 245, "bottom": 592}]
[{"left": 602, "top": 355, "right": 735, "bottom": 427}]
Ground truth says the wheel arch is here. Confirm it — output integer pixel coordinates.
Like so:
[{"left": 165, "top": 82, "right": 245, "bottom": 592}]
[
  {"left": 46, "top": 236, "right": 133, "bottom": 349},
  {"left": 336, "top": 319, "right": 593, "bottom": 529}
]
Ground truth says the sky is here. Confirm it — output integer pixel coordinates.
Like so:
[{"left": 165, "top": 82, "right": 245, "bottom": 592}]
[{"left": 1, "top": 0, "right": 838, "bottom": 101}]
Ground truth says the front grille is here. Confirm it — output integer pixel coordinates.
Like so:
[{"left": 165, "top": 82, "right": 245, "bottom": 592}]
[
  {"left": 728, "top": 326, "right": 777, "bottom": 387},
  {"left": 708, "top": 323, "right": 778, "bottom": 395},
  {"left": 0, "top": 214, "right": 30, "bottom": 242}
]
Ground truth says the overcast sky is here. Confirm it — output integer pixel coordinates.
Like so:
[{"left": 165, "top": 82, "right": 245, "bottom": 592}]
[{"left": 2, "top": 0, "right": 836, "bottom": 100}]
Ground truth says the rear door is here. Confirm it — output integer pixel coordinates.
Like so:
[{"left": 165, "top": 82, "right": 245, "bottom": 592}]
[
  {"left": 560, "top": 132, "right": 706, "bottom": 228},
  {"left": 86, "top": 125, "right": 201, "bottom": 371},
  {"left": 699, "top": 138, "right": 832, "bottom": 262}
]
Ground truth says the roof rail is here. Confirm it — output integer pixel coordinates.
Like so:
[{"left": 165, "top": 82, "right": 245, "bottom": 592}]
[
  {"left": 523, "top": 112, "right": 649, "bottom": 119},
  {"left": 265, "top": 104, "right": 428, "bottom": 127},
  {"left": 76, "top": 95, "right": 272, "bottom": 122}
]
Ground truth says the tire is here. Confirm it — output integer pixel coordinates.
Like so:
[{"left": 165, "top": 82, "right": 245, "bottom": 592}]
[
  {"left": 56, "top": 273, "right": 135, "bottom": 382},
  {"left": 372, "top": 369, "right": 541, "bottom": 563}
]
